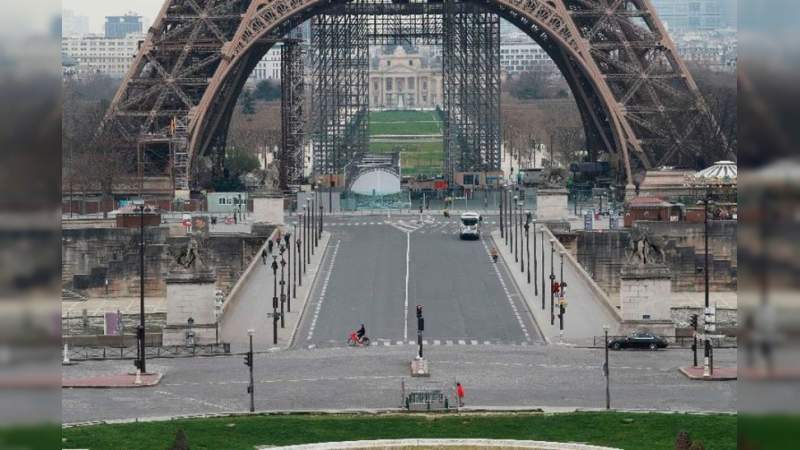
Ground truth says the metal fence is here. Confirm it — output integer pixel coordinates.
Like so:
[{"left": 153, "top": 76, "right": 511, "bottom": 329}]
[
  {"left": 64, "top": 342, "right": 230, "bottom": 361},
  {"left": 400, "top": 378, "right": 458, "bottom": 411}
]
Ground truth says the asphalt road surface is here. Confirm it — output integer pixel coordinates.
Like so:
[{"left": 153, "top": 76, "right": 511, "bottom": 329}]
[
  {"left": 292, "top": 214, "right": 540, "bottom": 349},
  {"left": 62, "top": 345, "right": 737, "bottom": 423}
]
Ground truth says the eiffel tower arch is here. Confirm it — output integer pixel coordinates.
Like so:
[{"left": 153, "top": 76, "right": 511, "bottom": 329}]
[{"left": 102, "top": 0, "right": 733, "bottom": 195}]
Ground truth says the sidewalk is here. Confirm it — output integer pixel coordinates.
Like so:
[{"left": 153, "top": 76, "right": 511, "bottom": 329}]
[
  {"left": 490, "top": 228, "right": 620, "bottom": 345},
  {"left": 220, "top": 231, "right": 331, "bottom": 352}
]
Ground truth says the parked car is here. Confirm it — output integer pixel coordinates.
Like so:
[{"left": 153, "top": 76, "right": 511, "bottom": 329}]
[{"left": 608, "top": 331, "right": 668, "bottom": 350}]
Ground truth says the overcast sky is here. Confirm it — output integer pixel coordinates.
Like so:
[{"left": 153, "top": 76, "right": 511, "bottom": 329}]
[{"left": 62, "top": 0, "right": 164, "bottom": 34}]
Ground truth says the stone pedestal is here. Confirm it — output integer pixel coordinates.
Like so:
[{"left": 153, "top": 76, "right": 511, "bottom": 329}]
[
  {"left": 410, "top": 358, "right": 430, "bottom": 377},
  {"left": 162, "top": 271, "right": 218, "bottom": 346},
  {"left": 536, "top": 188, "right": 569, "bottom": 220},
  {"left": 619, "top": 264, "right": 675, "bottom": 335},
  {"left": 251, "top": 192, "right": 284, "bottom": 225}
]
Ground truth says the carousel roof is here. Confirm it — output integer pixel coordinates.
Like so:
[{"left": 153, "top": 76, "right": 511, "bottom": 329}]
[{"left": 691, "top": 160, "right": 737, "bottom": 185}]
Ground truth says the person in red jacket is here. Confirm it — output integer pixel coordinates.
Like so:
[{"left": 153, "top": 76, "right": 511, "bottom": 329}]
[{"left": 456, "top": 382, "right": 465, "bottom": 407}]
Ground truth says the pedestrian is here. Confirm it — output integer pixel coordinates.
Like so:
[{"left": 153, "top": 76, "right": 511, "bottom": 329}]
[
  {"left": 261, "top": 249, "right": 267, "bottom": 265},
  {"left": 456, "top": 382, "right": 465, "bottom": 407}
]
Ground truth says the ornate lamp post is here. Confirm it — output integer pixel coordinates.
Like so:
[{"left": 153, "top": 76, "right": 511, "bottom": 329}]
[
  {"left": 499, "top": 185, "right": 505, "bottom": 240},
  {"left": 524, "top": 215, "right": 530, "bottom": 283},
  {"left": 550, "top": 238, "right": 556, "bottom": 325},
  {"left": 271, "top": 255, "right": 279, "bottom": 345},
  {"left": 513, "top": 195, "right": 518, "bottom": 262},
  {"left": 540, "top": 228, "right": 546, "bottom": 310},
  {"left": 532, "top": 219, "right": 538, "bottom": 294},
  {"left": 133, "top": 200, "right": 147, "bottom": 375},
  {"left": 284, "top": 233, "right": 292, "bottom": 311},
  {"left": 559, "top": 251, "right": 567, "bottom": 333},
  {"left": 279, "top": 244, "right": 287, "bottom": 328}
]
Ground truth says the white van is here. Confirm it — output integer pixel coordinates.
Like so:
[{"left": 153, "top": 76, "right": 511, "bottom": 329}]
[{"left": 459, "top": 212, "right": 481, "bottom": 240}]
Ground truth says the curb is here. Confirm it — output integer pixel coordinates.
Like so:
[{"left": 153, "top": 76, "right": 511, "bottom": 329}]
[
  {"left": 257, "top": 438, "right": 622, "bottom": 450},
  {"left": 62, "top": 406, "right": 736, "bottom": 428}
]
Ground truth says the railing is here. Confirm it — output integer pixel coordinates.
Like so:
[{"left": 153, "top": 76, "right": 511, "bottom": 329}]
[
  {"left": 65, "top": 342, "right": 231, "bottom": 361},
  {"left": 400, "top": 379, "right": 456, "bottom": 411}
]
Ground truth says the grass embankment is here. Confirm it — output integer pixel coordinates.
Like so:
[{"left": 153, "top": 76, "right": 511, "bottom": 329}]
[
  {"left": 61, "top": 412, "right": 736, "bottom": 450},
  {"left": 369, "top": 110, "right": 444, "bottom": 177}
]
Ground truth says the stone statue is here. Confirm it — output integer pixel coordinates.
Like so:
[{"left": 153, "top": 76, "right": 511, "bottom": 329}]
[
  {"left": 626, "top": 228, "right": 668, "bottom": 265},
  {"left": 542, "top": 167, "right": 567, "bottom": 188},
  {"left": 259, "top": 161, "right": 280, "bottom": 193},
  {"left": 168, "top": 237, "right": 205, "bottom": 272}
]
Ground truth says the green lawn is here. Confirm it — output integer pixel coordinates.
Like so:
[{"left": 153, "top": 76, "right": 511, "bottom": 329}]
[
  {"left": 368, "top": 110, "right": 444, "bottom": 177},
  {"left": 369, "top": 110, "right": 443, "bottom": 135},
  {"left": 61, "top": 412, "right": 736, "bottom": 450}
]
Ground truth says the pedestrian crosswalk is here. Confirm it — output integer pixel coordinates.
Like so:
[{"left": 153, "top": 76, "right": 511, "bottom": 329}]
[
  {"left": 305, "top": 338, "right": 536, "bottom": 350},
  {"left": 286, "top": 219, "right": 499, "bottom": 234}
]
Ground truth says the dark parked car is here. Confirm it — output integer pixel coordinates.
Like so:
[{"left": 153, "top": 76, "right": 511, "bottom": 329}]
[{"left": 608, "top": 331, "right": 668, "bottom": 350}]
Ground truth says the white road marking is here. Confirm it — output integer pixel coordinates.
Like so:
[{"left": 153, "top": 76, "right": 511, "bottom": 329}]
[
  {"left": 446, "top": 340, "right": 453, "bottom": 345},
  {"left": 470, "top": 340, "right": 478, "bottom": 345},
  {"left": 433, "top": 340, "right": 441, "bottom": 345},
  {"left": 458, "top": 339, "right": 466, "bottom": 345},
  {"left": 306, "top": 240, "right": 341, "bottom": 341},
  {"left": 403, "top": 230, "right": 411, "bottom": 341},
  {"left": 482, "top": 238, "right": 532, "bottom": 342}
]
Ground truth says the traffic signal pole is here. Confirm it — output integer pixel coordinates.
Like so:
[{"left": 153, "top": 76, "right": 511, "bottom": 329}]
[{"left": 245, "top": 330, "right": 254, "bottom": 412}]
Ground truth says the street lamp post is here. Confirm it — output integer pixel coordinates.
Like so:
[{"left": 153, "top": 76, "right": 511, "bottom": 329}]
[
  {"left": 524, "top": 217, "right": 530, "bottom": 283},
  {"left": 520, "top": 205, "right": 525, "bottom": 273},
  {"left": 296, "top": 232, "right": 302, "bottom": 288},
  {"left": 559, "top": 251, "right": 567, "bottom": 332},
  {"left": 513, "top": 195, "right": 518, "bottom": 262},
  {"left": 532, "top": 219, "right": 538, "bottom": 294},
  {"left": 246, "top": 329, "right": 255, "bottom": 412},
  {"left": 271, "top": 255, "right": 279, "bottom": 345},
  {"left": 499, "top": 186, "right": 504, "bottom": 239},
  {"left": 284, "top": 233, "right": 292, "bottom": 310},
  {"left": 540, "top": 228, "right": 545, "bottom": 310},
  {"left": 279, "top": 245, "right": 286, "bottom": 328},
  {"left": 319, "top": 203, "right": 324, "bottom": 241},
  {"left": 701, "top": 188, "right": 714, "bottom": 376},
  {"left": 309, "top": 199, "right": 315, "bottom": 256},
  {"left": 293, "top": 225, "right": 299, "bottom": 295},
  {"left": 135, "top": 201, "right": 147, "bottom": 375},
  {"left": 505, "top": 189, "right": 511, "bottom": 247},
  {"left": 603, "top": 324, "right": 610, "bottom": 410},
  {"left": 550, "top": 238, "right": 556, "bottom": 325}
]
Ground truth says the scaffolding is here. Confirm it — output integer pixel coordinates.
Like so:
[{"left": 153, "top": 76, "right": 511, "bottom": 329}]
[
  {"left": 310, "top": 11, "right": 370, "bottom": 183},
  {"left": 442, "top": 1, "right": 501, "bottom": 182},
  {"left": 310, "top": 0, "right": 501, "bottom": 184},
  {"left": 280, "top": 38, "right": 305, "bottom": 189}
]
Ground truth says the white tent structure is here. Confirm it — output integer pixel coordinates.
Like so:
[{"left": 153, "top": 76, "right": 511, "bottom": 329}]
[{"left": 691, "top": 160, "right": 737, "bottom": 185}]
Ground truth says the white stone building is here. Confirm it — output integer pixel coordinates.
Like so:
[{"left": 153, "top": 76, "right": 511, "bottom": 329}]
[
  {"left": 248, "top": 45, "right": 283, "bottom": 82},
  {"left": 61, "top": 33, "right": 145, "bottom": 78},
  {"left": 369, "top": 46, "right": 443, "bottom": 110},
  {"left": 500, "top": 39, "right": 559, "bottom": 78}
]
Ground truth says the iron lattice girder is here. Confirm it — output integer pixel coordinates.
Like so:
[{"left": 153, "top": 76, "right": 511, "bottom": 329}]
[{"left": 102, "top": 0, "right": 732, "bottom": 193}]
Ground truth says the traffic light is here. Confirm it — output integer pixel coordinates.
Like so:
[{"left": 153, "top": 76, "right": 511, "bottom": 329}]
[
  {"left": 244, "top": 351, "right": 253, "bottom": 367},
  {"left": 416, "top": 304, "right": 423, "bottom": 319},
  {"left": 690, "top": 314, "right": 698, "bottom": 330}
]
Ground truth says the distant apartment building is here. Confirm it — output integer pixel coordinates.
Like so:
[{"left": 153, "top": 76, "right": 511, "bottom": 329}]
[
  {"left": 62, "top": 34, "right": 145, "bottom": 79},
  {"left": 248, "top": 46, "right": 283, "bottom": 82},
  {"left": 62, "top": 10, "right": 90, "bottom": 37},
  {"left": 672, "top": 30, "right": 737, "bottom": 72},
  {"left": 105, "top": 14, "right": 143, "bottom": 39},
  {"left": 500, "top": 39, "right": 558, "bottom": 78},
  {"left": 651, "top": 0, "right": 728, "bottom": 32}
]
